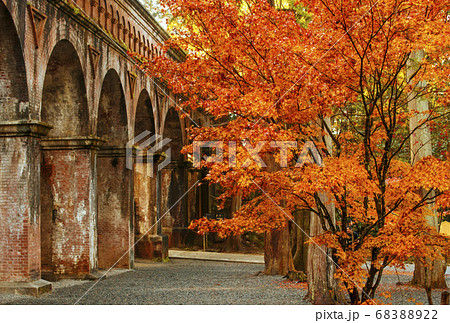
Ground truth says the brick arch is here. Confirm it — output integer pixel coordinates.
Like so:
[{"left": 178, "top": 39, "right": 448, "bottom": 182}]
[
  {"left": 39, "top": 27, "right": 89, "bottom": 106},
  {"left": 97, "top": 1, "right": 103, "bottom": 27},
  {"left": 133, "top": 26, "right": 137, "bottom": 52},
  {"left": 0, "top": 1, "right": 29, "bottom": 121},
  {"left": 121, "top": 16, "right": 125, "bottom": 42},
  {"left": 127, "top": 21, "right": 131, "bottom": 48},
  {"left": 135, "top": 89, "right": 155, "bottom": 136},
  {"left": 137, "top": 31, "right": 141, "bottom": 55},
  {"left": 41, "top": 39, "right": 89, "bottom": 137},
  {"left": 97, "top": 68, "right": 127, "bottom": 145},
  {"left": 115, "top": 10, "right": 120, "bottom": 38},
  {"left": 107, "top": 4, "right": 113, "bottom": 32}
]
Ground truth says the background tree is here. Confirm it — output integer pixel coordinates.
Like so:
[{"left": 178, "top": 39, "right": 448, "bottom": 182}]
[{"left": 131, "top": 0, "right": 450, "bottom": 304}]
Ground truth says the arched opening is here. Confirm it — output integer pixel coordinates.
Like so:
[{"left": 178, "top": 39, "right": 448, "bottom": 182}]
[
  {"left": 122, "top": 17, "right": 126, "bottom": 43},
  {"left": 97, "top": 69, "right": 133, "bottom": 269},
  {"left": 137, "top": 31, "right": 141, "bottom": 55},
  {"left": 40, "top": 40, "right": 96, "bottom": 280},
  {"left": 161, "top": 107, "right": 188, "bottom": 247},
  {"left": 97, "top": 2, "right": 103, "bottom": 27},
  {"left": 103, "top": 0, "right": 107, "bottom": 26},
  {"left": 127, "top": 22, "right": 132, "bottom": 49},
  {"left": 163, "top": 108, "right": 184, "bottom": 161},
  {"left": 97, "top": 70, "right": 127, "bottom": 145},
  {"left": 41, "top": 41, "right": 88, "bottom": 136},
  {"left": 0, "top": 1, "right": 29, "bottom": 121},
  {"left": 116, "top": 11, "right": 120, "bottom": 39},
  {"left": 135, "top": 90, "right": 155, "bottom": 137},
  {"left": 108, "top": 5, "right": 113, "bottom": 32},
  {"left": 133, "top": 90, "right": 159, "bottom": 259},
  {"left": 133, "top": 27, "right": 137, "bottom": 52}
]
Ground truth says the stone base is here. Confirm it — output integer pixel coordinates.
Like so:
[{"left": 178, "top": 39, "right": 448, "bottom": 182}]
[
  {"left": 135, "top": 234, "right": 168, "bottom": 260},
  {"left": 0, "top": 279, "right": 52, "bottom": 297},
  {"left": 41, "top": 270, "right": 102, "bottom": 282},
  {"left": 84, "top": 272, "right": 104, "bottom": 281}
]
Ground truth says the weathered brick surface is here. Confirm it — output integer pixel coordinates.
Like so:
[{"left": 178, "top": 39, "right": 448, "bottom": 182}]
[
  {"left": 40, "top": 148, "right": 97, "bottom": 278},
  {"left": 0, "top": 136, "right": 41, "bottom": 282},
  {"left": 134, "top": 162, "right": 158, "bottom": 258},
  {"left": 97, "top": 155, "right": 133, "bottom": 269},
  {"left": 160, "top": 165, "right": 190, "bottom": 248},
  {"left": 0, "top": 0, "right": 201, "bottom": 287}
]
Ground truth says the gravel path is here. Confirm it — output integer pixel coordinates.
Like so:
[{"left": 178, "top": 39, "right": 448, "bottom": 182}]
[
  {"left": 373, "top": 269, "right": 450, "bottom": 305},
  {"left": 1, "top": 259, "right": 307, "bottom": 305},
  {"left": 1, "top": 259, "right": 448, "bottom": 305}
]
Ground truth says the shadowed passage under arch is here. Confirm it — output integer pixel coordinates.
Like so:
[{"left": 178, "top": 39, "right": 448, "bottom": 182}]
[
  {"left": 0, "top": 1, "right": 29, "bottom": 121},
  {"left": 133, "top": 89, "right": 161, "bottom": 259},
  {"left": 160, "top": 107, "right": 189, "bottom": 248}
]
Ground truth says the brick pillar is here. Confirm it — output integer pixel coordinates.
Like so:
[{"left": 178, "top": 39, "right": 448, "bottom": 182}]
[
  {"left": 0, "top": 121, "right": 52, "bottom": 296},
  {"left": 160, "top": 161, "right": 189, "bottom": 248},
  {"left": 97, "top": 147, "right": 134, "bottom": 269},
  {"left": 133, "top": 152, "right": 169, "bottom": 260},
  {"left": 134, "top": 152, "right": 156, "bottom": 258},
  {"left": 40, "top": 137, "right": 104, "bottom": 281}
]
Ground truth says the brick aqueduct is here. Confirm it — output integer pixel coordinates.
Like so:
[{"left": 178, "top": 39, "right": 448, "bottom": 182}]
[{"left": 0, "top": 0, "right": 210, "bottom": 295}]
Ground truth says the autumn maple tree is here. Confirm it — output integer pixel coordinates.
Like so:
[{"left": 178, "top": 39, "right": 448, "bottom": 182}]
[{"left": 131, "top": 0, "right": 450, "bottom": 304}]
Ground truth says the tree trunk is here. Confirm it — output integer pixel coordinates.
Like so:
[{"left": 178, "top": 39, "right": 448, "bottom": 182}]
[
  {"left": 306, "top": 119, "right": 345, "bottom": 304},
  {"left": 292, "top": 209, "right": 310, "bottom": 272},
  {"left": 222, "top": 194, "right": 243, "bottom": 252},
  {"left": 263, "top": 153, "right": 294, "bottom": 275},
  {"left": 264, "top": 223, "right": 294, "bottom": 275},
  {"left": 307, "top": 195, "right": 345, "bottom": 304},
  {"left": 411, "top": 258, "right": 447, "bottom": 289},
  {"left": 408, "top": 50, "right": 447, "bottom": 289},
  {"left": 307, "top": 214, "right": 342, "bottom": 304}
]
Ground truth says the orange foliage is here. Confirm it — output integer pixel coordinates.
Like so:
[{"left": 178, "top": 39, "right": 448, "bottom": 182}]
[{"left": 129, "top": 0, "right": 450, "bottom": 304}]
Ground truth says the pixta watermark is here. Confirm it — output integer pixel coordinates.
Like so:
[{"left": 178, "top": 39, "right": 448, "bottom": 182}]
[
  {"left": 126, "top": 130, "right": 172, "bottom": 177},
  {"left": 192, "top": 140, "right": 323, "bottom": 168}
]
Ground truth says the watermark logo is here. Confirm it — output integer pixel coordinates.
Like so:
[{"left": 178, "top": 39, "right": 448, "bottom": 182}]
[
  {"left": 126, "top": 130, "right": 172, "bottom": 177},
  {"left": 193, "top": 140, "right": 323, "bottom": 168}
]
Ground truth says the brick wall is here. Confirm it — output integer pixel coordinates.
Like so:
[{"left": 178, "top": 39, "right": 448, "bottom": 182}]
[
  {"left": 97, "top": 155, "right": 133, "bottom": 269},
  {"left": 40, "top": 148, "right": 96, "bottom": 278},
  {"left": 0, "top": 137, "right": 41, "bottom": 282}
]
